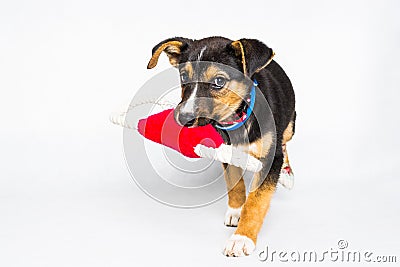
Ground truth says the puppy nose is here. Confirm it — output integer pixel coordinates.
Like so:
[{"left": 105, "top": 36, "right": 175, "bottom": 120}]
[{"left": 178, "top": 112, "right": 196, "bottom": 127}]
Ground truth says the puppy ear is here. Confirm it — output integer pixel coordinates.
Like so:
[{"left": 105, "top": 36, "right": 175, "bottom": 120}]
[
  {"left": 229, "top": 39, "right": 275, "bottom": 76},
  {"left": 147, "top": 37, "right": 192, "bottom": 69}
]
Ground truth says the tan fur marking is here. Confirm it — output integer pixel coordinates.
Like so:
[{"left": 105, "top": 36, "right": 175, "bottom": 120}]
[
  {"left": 240, "top": 132, "right": 273, "bottom": 159},
  {"left": 282, "top": 121, "right": 294, "bottom": 166},
  {"left": 168, "top": 57, "right": 179, "bottom": 67},
  {"left": 180, "top": 63, "right": 193, "bottom": 98},
  {"left": 223, "top": 165, "right": 246, "bottom": 208},
  {"left": 282, "top": 121, "right": 295, "bottom": 172},
  {"left": 235, "top": 181, "right": 275, "bottom": 243},
  {"left": 282, "top": 121, "right": 294, "bottom": 145},
  {"left": 282, "top": 144, "right": 289, "bottom": 165},
  {"left": 213, "top": 80, "right": 247, "bottom": 121},
  {"left": 181, "top": 62, "right": 193, "bottom": 79},
  {"left": 202, "top": 65, "right": 230, "bottom": 81},
  {"left": 147, "top": 40, "right": 183, "bottom": 69},
  {"left": 255, "top": 51, "right": 276, "bottom": 73},
  {"left": 231, "top": 41, "right": 247, "bottom": 75}
]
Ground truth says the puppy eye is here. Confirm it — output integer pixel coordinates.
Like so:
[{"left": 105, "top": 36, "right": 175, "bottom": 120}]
[
  {"left": 211, "top": 76, "right": 226, "bottom": 89},
  {"left": 180, "top": 72, "right": 189, "bottom": 84}
]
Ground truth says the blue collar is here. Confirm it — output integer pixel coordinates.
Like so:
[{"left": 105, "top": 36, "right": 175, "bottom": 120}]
[{"left": 215, "top": 80, "right": 257, "bottom": 131}]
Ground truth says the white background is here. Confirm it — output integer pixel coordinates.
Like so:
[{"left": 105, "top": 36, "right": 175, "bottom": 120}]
[{"left": 1, "top": 0, "right": 399, "bottom": 266}]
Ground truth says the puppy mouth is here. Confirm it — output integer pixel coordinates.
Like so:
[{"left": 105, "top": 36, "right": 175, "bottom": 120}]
[
  {"left": 185, "top": 112, "right": 245, "bottom": 128},
  {"left": 214, "top": 92, "right": 252, "bottom": 127},
  {"left": 216, "top": 111, "right": 247, "bottom": 126}
]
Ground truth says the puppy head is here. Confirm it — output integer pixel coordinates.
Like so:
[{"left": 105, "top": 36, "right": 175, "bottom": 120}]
[{"left": 147, "top": 37, "right": 274, "bottom": 127}]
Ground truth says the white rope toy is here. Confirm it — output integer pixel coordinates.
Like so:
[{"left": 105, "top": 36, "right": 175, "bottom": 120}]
[
  {"left": 110, "top": 102, "right": 293, "bottom": 188},
  {"left": 110, "top": 103, "right": 262, "bottom": 172}
]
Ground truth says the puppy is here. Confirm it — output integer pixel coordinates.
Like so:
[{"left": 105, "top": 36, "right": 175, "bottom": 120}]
[{"left": 147, "top": 36, "right": 296, "bottom": 257}]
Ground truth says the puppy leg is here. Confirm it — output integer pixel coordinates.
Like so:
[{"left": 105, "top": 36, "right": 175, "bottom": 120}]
[
  {"left": 279, "top": 121, "right": 295, "bottom": 188},
  {"left": 223, "top": 164, "right": 246, "bottom": 227},
  {"left": 223, "top": 156, "right": 282, "bottom": 257},
  {"left": 279, "top": 144, "right": 294, "bottom": 188}
]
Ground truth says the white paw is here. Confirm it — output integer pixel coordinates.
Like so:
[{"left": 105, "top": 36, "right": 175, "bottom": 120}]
[
  {"left": 278, "top": 163, "right": 294, "bottom": 189},
  {"left": 223, "top": 234, "right": 255, "bottom": 257},
  {"left": 224, "top": 206, "right": 241, "bottom": 227}
]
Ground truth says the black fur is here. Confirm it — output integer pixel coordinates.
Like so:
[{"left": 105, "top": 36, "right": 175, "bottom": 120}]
[{"left": 150, "top": 36, "right": 296, "bottom": 186}]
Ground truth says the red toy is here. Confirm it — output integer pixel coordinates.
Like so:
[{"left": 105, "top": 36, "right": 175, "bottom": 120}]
[
  {"left": 111, "top": 106, "right": 293, "bottom": 186},
  {"left": 137, "top": 109, "right": 223, "bottom": 158}
]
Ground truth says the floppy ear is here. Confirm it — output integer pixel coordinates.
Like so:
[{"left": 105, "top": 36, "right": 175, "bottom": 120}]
[
  {"left": 229, "top": 39, "right": 275, "bottom": 76},
  {"left": 147, "top": 37, "right": 193, "bottom": 69}
]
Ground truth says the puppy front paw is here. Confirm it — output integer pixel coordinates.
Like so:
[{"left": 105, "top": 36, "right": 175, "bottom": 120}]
[
  {"left": 223, "top": 234, "right": 255, "bottom": 257},
  {"left": 224, "top": 206, "right": 241, "bottom": 227}
]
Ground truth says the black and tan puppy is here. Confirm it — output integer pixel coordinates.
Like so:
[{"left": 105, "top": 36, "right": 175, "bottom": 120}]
[{"left": 147, "top": 36, "right": 296, "bottom": 257}]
